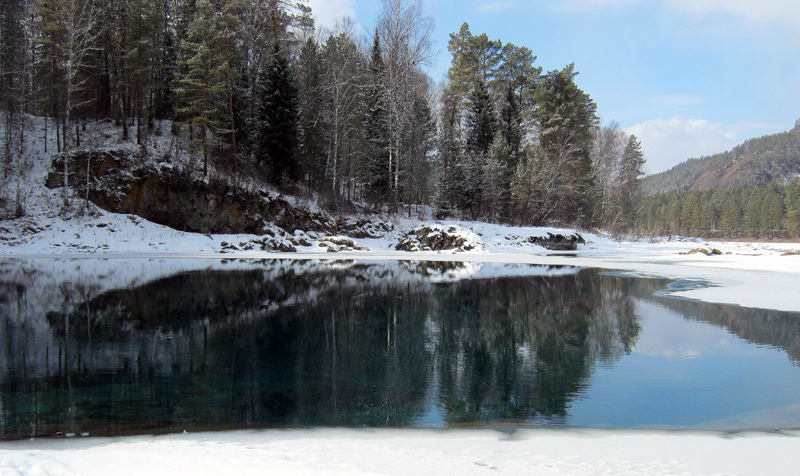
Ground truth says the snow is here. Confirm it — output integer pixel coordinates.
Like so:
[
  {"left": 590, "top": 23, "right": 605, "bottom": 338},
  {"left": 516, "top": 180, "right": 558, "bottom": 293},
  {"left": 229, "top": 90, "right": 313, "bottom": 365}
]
[
  {"left": 3, "top": 116, "right": 800, "bottom": 474},
  {"left": 2, "top": 428, "right": 799, "bottom": 476}
]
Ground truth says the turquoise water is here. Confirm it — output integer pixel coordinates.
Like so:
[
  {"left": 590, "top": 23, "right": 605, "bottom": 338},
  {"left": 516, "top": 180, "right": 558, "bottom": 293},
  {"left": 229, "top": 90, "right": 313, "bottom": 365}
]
[{"left": 2, "top": 258, "right": 800, "bottom": 439}]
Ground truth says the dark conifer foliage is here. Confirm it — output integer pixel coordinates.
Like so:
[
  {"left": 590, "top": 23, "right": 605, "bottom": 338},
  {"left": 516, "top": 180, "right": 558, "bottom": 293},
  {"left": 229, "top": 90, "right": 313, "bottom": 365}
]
[
  {"left": 364, "top": 32, "right": 391, "bottom": 203},
  {"left": 639, "top": 183, "right": 800, "bottom": 239},
  {"left": 465, "top": 81, "right": 496, "bottom": 158},
  {"left": 1, "top": 0, "right": 658, "bottom": 233},
  {"left": 296, "top": 36, "right": 326, "bottom": 191},
  {"left": 256, "top": 44, "right": 299, "bottom": 185}
]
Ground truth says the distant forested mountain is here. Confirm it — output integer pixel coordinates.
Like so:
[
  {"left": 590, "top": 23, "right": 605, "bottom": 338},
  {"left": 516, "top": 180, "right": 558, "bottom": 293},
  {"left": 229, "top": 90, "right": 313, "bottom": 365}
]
[{"left": 642, "top": 121, "right": 800, "bottom": 196}]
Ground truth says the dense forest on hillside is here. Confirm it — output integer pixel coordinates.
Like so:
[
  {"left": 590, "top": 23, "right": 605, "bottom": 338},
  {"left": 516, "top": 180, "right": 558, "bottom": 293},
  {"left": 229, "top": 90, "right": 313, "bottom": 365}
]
[
  {"left": 639, "top": 183, "right": 800, "bottom": 239},
  {"left": 0, "top": 0, "right": 647, "bottom": 233},
  {"left": 636, "top": 122, "right": 800, "bottom": 239},
  {"left": 642, "top": 121, "right": 800, "bottom": 196}
]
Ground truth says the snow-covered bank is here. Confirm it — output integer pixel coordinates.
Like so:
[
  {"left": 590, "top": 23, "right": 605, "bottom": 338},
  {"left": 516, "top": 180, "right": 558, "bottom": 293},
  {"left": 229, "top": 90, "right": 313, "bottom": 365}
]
[
  {"left": 3, "top": 212, "right": 800, "bottom": 313},
  {"left": 2, "top": 428, "right": 798, "bottom": 476}
]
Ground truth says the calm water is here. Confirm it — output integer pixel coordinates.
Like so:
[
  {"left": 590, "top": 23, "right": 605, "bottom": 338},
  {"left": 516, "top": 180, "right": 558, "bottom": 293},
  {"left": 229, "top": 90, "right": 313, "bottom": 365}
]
[{"left": 2, "top": 258, "right": 800, "bottom": 440}]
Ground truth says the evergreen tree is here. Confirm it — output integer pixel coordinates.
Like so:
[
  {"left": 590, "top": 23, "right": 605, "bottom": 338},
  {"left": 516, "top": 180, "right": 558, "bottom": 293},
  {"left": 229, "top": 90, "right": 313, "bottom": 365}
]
[
  {"left": 364, "top": 31, "right": 391, "bottom": 203},
  {"left": 760, "top": 186, "right": 784, "bottom": 237},
  {"left": 399, "top": 94, "right": 436, "bottom": 214},
  {"left": 617, "top": 134, "right": 645, "bottom": 232},
  {"left": 483, "top": 133, "right": 512, "bottom": 221},
  {"left": 465, "top": 81, "right": 496, "bottom": 157},
  {"left": 434, "top": 91, "right": 462, "bottom": 218},
  {"left": 176, "top": 0, "right": 234, "bottom": 176},
  {"left": 497, "top": 42, "right": 539, "bottom": 122},
  {"left": 786, "top": 183, "right": 800, "bottom": 238},
  {"left": 256, "top": 43, "right": 299, "bottom": 185},
  {"left": 296, "top": 36, "right": 326, "bottom": 191},
  {"left": 535, "top": 64, "right": 598, "bottom": 226},
  {"left": 319, "top": 24, "right": 365, "bottom": 202},
  {"left": 498, "top": 84, "right": 522, "bottom": 164},
  {"left": 1, "top": 0, "right": 28, "bottom": 175}
]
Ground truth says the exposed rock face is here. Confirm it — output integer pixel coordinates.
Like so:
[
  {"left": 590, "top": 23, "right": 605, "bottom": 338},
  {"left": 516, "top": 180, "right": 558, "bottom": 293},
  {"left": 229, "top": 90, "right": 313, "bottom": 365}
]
[
  {"left": 395, "top": 225, "right": 480, "bottom": 252},
  {"left": 45, "top": 148, "right": 336, "bottom": 236},
  {"left": 527, "top": 232, "right": 585, "bottom": 251}
]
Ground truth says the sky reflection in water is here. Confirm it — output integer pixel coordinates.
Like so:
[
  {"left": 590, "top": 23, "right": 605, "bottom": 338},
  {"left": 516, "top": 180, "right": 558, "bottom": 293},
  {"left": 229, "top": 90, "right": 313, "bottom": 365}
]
[{"left": 1, "top": 258, "right": 800, "bottom": 440}]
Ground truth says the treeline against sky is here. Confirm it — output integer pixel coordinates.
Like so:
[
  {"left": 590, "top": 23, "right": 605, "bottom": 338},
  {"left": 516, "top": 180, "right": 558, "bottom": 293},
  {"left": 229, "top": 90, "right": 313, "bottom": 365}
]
[
  {"left": 1, "top": 0, "right": 645, "bottom": 231},
  {"left": 639, "top": 183, "right": 800, "bottom": 239}
]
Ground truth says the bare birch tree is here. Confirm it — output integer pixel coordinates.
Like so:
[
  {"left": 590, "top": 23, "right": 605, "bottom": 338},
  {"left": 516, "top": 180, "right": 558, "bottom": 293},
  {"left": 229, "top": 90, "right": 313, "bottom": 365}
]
[{"left": 377, "top": 0, "right": 433, "bottom": 207}]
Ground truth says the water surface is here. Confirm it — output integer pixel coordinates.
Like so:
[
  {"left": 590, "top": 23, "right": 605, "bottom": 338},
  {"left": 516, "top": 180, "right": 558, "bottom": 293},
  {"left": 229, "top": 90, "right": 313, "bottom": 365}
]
[{"left": 2, "top": 258, "right": 800, "bottom": 440}]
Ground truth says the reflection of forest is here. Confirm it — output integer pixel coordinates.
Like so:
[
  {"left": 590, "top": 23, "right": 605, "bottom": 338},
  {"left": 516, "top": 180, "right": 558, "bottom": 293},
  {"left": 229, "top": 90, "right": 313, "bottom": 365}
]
[
  {"left": 644, "top": 291, "right": 800, "bottom": 365},
  {"left": 1, "top": 260, "right": 797, "bottom": 439}
]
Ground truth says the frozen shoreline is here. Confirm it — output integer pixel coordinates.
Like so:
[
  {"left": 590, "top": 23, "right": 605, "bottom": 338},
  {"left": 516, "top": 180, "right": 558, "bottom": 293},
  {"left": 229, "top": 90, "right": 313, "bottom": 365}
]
[
  {"left": 4, "top": 221, "right": 800, "bottom": 475},
  {"left": 2, "top": 428, "right": 799, "bottom": 476},
  {"left": 5, "top": 242, "right": 800, "bottom": 312}
]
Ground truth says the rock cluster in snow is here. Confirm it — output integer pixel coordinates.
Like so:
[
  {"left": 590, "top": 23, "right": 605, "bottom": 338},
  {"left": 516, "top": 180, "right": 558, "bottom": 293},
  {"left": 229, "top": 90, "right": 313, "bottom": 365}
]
[
  {"left": 527, "top": 232, "right": 586, "bottom": 251},
  {"left": 395, "top": 224, "right": 483, "bottom": 252}
]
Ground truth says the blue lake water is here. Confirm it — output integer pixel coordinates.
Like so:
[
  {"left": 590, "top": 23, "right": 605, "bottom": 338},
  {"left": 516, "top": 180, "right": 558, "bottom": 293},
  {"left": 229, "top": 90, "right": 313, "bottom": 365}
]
[{"left": 1, "top": 258, "right": 800, "bottom": 439}]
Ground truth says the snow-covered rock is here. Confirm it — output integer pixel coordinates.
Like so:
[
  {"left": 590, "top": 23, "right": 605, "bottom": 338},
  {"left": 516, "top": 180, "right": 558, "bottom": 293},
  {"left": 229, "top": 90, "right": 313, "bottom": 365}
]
[{"left": 395, "top": 224, "right": 483, "bottom": 252}]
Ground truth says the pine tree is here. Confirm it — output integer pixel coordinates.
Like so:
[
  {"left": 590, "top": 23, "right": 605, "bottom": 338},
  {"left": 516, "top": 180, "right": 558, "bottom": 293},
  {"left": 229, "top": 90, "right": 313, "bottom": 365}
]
[
  {"left": 256, "top": 43, "right": 299, "bottom": 185},
  {"left": 534, "top": 64, "right": 598, "bottom": 226},
  {"left": 364, "top": 31, "right": 390, "bottom": 203},
  {"left": 760, "top": 186, "right": 784, "bottom": 238},
  {"left": 617, "top": 134, "right": 645, "bottom": 233},
  {"left": 176, "top": 0, "right": 234, "bottom": 177},
  {"left": 296, "top": 36, "right": 325, "bottom": 191},
  {"left": 498, "top": 85, "right": 522, "bottom": 164},
  {"left": 125, "top": 0, "right": 162, "bottom": 144},
  {"left": 434, "top": 91, "right": 461, "bottom": 218},
  {"left": 399, "top": 94, "right": 436, "bottom": 214},
  {"left": 1, "top": 0, "right": 28, "bottom": 175}
]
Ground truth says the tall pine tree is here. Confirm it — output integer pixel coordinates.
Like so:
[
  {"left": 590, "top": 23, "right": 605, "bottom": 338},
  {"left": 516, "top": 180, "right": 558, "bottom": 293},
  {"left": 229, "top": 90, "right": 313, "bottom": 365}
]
[{"left": 256, "top": 43, "right": 299, "bottom": 185}]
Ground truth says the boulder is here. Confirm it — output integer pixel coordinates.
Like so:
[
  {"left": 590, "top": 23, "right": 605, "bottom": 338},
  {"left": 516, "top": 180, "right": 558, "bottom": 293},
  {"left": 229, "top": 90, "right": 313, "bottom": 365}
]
[
  {"left": 527, "top": 232, "right": 585, "bottom": 251},
  {"left": 395, "top": 225, "right": 481, "bottom": 252}
]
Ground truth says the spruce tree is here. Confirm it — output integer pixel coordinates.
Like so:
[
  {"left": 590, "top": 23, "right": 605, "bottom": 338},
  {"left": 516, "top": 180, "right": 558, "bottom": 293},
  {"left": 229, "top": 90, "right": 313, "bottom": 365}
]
[
  {"left": 296, "top": 36, "right": 325, "bottom": 191},
  {"left": 256, "top": 43, "right": 299, "bottom": 185},
  {"left": 364, "top": 32, "right": 390, "bottom": 203},
  {"left": 400, "top": 94, "right": 436, "bottom": 214},
  {"left": 465, "top": 81, "right": 496, "bottom": 157}
]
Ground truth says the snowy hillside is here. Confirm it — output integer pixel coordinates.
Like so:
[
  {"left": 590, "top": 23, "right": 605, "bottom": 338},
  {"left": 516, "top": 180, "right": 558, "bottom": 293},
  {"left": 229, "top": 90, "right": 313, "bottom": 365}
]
[{"left": 1, "top": 115, "right": 594, "bottom": 255}]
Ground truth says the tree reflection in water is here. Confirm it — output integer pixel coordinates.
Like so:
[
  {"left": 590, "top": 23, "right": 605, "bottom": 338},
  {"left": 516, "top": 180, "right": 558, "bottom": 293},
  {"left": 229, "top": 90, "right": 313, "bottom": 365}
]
[{"left": 0, "top": 259, "right": 798, "bottom": 439}]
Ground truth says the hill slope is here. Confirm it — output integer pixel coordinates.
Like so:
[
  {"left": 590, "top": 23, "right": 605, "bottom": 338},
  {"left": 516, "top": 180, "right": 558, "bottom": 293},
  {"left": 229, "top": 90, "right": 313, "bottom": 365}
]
[{"left": 642, "top": 121, "right": 800, "bottom": 196}]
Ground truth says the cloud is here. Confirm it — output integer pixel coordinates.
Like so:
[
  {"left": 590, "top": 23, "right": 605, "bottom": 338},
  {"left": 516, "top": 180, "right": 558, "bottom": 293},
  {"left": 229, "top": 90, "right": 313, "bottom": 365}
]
[
  {"left": 625, "top": 117, "right": 739, "bottom": 174},
  {"left": 665, "top": 0, "right": 800, "bottom": 31},
  {"left": 475, "top": 1, "right": 518, "bottom": 14},
  {"left": 633, "top": 302, "right": 733, "bottom": 361},
  {"left": 306, "top": 0, "right": 358, "bottom": 30}
]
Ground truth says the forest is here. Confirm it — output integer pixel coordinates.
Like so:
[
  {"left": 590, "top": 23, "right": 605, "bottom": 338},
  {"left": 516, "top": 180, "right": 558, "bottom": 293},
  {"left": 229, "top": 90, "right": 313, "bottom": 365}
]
[
  {"left": 637, "top": 121, "right": 800, "bottom": 239},
  {"left": 0, "top": 0, "right": 645, "bottom": 233},
  {"left": 638, "top": 183, "right": 800, "bottom": 239},
  {"left": 642, "top": 121, "right": 800, "bottom": 196}
]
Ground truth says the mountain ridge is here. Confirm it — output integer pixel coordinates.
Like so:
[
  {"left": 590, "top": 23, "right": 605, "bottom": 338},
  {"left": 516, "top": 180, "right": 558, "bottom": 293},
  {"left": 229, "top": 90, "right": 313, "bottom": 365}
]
[{"left": 642, "top": 121, "right": 800, "bottom": 196}]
